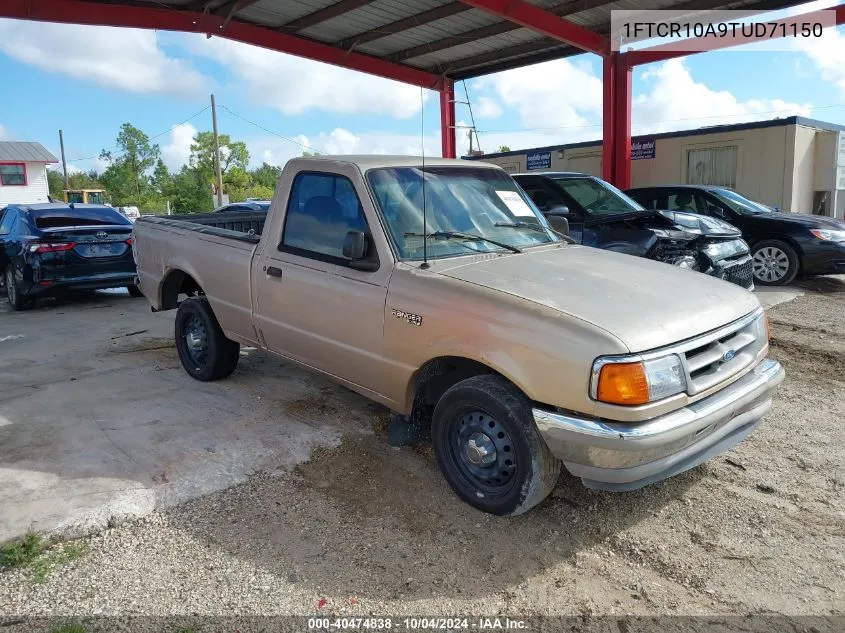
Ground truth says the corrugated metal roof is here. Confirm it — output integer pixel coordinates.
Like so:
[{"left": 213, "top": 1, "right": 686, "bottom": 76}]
[
  {"left": 0, "top": 142, "right": 58, "bottom": 163},
  {"left": 15, "top": 0, "right": 814, "bottom": 80}
]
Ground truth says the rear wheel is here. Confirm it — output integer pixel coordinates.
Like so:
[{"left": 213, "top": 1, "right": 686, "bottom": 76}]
[
  {"left": 126, "top": 284, "right": 144, "bottom": 298},
  {"left": 751, "top": 240, "right": 799, "bottom": 286},
  {"left": 174, "top": 297, "right": 240, "bottom": 381},
  {"left": 5, "top": 267, "right": 29, "bottom": 311},
  {"left": 431, "top": 375, "right": 561, "bottom": 516}
]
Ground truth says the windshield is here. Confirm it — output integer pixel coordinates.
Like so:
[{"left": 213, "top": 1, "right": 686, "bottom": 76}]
[
  {"left": 367, "top": 167, "right": 558, "bottom": 260},
  {"left": 551, "top": 176, "right": 644, "bottom": 216},
  {"left": 710, "top": 188, "right": 774, "bottom": 215}
]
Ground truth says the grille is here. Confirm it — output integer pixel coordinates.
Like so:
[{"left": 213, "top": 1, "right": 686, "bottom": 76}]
[
  {"left": 680, "top": 312, "right": 766, "bottom": 395},
  {"left": 722, "top": 256, "right": 754, "bottom": 289},
  {"left": 650, "top": 239, "right": 695, "bottom": 263}
]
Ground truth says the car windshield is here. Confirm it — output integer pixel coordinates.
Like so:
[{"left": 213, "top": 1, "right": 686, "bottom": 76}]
[
  {"left": 710, "top": 188, "right": 774, "bottom": 215},
  {"left": 550, "top": 176, "right": 645, "bottom": 216},
  {"left": 367, "top": 166, "right": 558, "bottom": 260}
]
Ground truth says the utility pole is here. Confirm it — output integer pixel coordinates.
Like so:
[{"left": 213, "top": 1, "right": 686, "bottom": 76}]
[
  {"left": 468, "top": 129, "right": 473, "bottom": 156},
  {"left": 211, "top": 94, "right": 224, "bottom": 208},
  {"left": 58, "top": 129, "right": 69, "bottom": 187}
]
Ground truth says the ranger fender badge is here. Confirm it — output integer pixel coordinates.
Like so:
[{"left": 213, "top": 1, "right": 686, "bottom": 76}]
[{"left": 392, "top": 308, "right": 422, "bottom": 327}]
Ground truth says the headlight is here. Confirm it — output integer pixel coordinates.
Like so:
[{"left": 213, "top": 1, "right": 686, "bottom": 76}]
[
  {"left": 810, "top": 228, "right": 845, "bottom": 242},
  {"left": 591, "top": 354, "right": 687, "bottom": 406},
  {"left": 703, "top": 239, "right": 748, "bottom": 260}
]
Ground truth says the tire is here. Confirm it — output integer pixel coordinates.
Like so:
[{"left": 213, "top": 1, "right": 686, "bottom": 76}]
[
  {"left": 431, "top": 374, "right": 561, "bottom": 516},
  {"left": 751, "top": 240, "right": 799, "bottom": 286},
  {"left": 126, "top": 284, "right": 144, "bottom": 298},
  {"left": 5, "top": 267, "right": 29, "bottom": 311},
  {"left": 174, "top": 297, "right": 240, "bottom": 381}
]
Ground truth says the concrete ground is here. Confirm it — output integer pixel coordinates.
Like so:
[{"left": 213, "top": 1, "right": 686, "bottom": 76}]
[
  {"left": 0, "top": 279, "right": 811, "bottom": 542},
  {"left": 0, "top": 291, "right": 379, "bottom": 542}
]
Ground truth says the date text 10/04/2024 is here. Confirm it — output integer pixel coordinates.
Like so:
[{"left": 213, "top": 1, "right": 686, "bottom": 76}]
[{"left": 307, "top": 617, "right": 528, "bottom": 630}]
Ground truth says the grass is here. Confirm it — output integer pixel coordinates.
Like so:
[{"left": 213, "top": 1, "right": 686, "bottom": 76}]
[{"left": 0, "top": 531, "right": 86, "bottom": 583}]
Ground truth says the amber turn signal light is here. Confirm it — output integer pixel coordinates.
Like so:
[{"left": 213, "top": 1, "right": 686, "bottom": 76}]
[{"left": 597, "top": 362, "right": 650, "bottom": 405}]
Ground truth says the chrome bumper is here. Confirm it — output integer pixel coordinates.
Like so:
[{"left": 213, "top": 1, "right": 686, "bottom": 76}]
[{"left": 533, "top": 358, "right": 785, "bottom": 491}]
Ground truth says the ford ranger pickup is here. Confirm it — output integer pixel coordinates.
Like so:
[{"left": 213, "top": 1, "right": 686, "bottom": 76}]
[{"left": 132, "top": 156, "right": 785, "bottom": 515}]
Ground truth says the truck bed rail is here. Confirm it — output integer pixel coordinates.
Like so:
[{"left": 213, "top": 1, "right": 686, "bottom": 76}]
[{"left": 136, "top": 212, "right": 265, "bottom": 243}]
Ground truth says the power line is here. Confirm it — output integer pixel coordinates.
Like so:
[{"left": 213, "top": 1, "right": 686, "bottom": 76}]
[
  {"left": 217, "top": 104, "right": 325, "bottom": 155},
  {"left": 65, "top": 105, "right": 211, "bottom": 163}
]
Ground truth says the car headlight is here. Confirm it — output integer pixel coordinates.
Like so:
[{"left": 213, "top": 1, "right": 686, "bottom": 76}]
[
  {"left": 810, "top": 228, "right": 845, "bottom": 242},
  {"left": 703, "top": 239, "right": 748, "bottom": 260},
  {"left": 591, "top": 354, "right": 687, "bottom": 406}
]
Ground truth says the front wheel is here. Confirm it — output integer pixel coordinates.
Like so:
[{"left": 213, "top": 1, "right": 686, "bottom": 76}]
[
  {"left": 751, "top": 240, "right": 799, "bottom": 286},
  {"left": 174, "top": 297, "right": 240, "bottom": 381},
  {"left": 431, "top": 375, "right": 561, "bottom": 516}
]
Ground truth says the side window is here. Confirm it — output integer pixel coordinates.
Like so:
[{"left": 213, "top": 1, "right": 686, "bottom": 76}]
[
  {"left": 666, "top": 191, "right": 698, "bottom": 212},
  {"left": 695, "top": 193, "right": 726, "bottom": 217},
  {"left": 281, "top": 172, "right": 370, "bottom": 262},
  {"left": 0, "top": 209, "right": 16, "bottom": 235},
  {"left": 633, "top": 191, "right": 658, "bottom": 210}
]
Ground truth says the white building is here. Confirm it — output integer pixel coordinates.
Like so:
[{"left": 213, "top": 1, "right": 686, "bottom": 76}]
[{"left": 0, "top": 141, "right": 59, "bottom": 206}]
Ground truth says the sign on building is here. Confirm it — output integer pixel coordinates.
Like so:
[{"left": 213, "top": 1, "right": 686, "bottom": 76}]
[
  {"left": 631, "top": 138, "right": 656, "bottom": 160},
  {"left": 526, "top": 151, "right": 552, "bottom": 170}
]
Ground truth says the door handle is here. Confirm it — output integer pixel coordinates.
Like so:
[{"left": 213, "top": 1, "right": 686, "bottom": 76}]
[{"left": 266, "top": 266, "right": 283, "bottom": 278}]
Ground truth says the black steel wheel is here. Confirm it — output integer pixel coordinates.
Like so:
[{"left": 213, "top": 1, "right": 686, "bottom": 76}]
[
  {"left": 174, "top": 297, "right": 240, "bottom": 381},
  {"left": 432, "top": 374, "right": 561, "bottom": 516}
]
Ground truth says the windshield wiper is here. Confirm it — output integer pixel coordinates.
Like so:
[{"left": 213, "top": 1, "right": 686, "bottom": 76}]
[
  {"left": 496, "top": 221, "right": 576, "bottom": 244},
  {"left": 404, "top": 231, "right": 522, "bottom": 254}
]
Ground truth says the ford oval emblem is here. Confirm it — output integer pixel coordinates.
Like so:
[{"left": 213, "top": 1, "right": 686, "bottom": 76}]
[{"left": 722, "top": 349, "right": 736, "bottom": 362}]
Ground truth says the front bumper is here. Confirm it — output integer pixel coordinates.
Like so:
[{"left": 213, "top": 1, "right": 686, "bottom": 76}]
[{"left": 533, "top": 358, "right": 784, "bottom": 491}]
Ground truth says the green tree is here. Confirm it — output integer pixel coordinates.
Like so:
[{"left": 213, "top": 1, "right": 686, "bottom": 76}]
[
  {"left": 151, "top": 159, "right": 172, "bottom": 194},
  {"left": 497, "top": 145, "right": 511, "bottom": 152},
  {"left": 189, "top": 132, "right": 249, "bottom": 193},
  {"left": 47, "top": 169, "right": 65, "bottom": 200},
  {"left": 100, "top": 123, "right": 160, "bottom": 204},
  {"left": 169, "top": 166, "right": 214, "bottom": 214},
  {"left": 250, "top": 162, "right": 281, "bottom": 189}
]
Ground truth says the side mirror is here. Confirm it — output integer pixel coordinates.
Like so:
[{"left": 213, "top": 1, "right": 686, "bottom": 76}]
[
  {"left": 547, "top": 215, "right": 571, "bottom": 237},
  {"left": 546, "top": 205, "right": 570, "bottom": 216},
  {"left": 343, "top": 230, "right": 366, "bottom": 260}
]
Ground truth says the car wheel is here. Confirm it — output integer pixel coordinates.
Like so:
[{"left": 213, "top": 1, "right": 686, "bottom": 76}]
[
  {"left": 5, "top": 267, "right": 29, "bottom": 311},
  {"left": 431, "top": 374, "right": 561, "bottom": 516},
  {"left": 126, "top": 284, "right": 144, "bottom": 298},
  {"left": 174, "top": 297, "right": 240, "bottom": 381},
  {"left": 751, "top": 240, "right": 799, "bottom": 286}
]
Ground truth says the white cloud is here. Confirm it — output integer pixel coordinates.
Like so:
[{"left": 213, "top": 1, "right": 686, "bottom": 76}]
[
  {"left": 161, "top": 123, "right": 197, "bottom": 171},
  {"left": 633, "top": 59, "right": 812, "bottom": 133},
  {"left": 486, "top": 58, "right": 604, "bottom": 130},
  {"left": 182, "top": 34, "right": 430, "bottom": 119},
  {"left": 250, "top": 128, "right": 441, "bottom": 167},
  {"left": 792, "top": 25, "right": 845, "bottom": 98},
  {"left": 475, "top": 96, "right": 503, "bottom": 119},
  {"left": 0, "top": 20, "right": 207, "bottom": 98}
]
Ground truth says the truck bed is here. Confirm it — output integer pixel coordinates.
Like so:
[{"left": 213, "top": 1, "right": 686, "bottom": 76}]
[{"left": 139, "top": 211, "right": 266, "bottom": 241}]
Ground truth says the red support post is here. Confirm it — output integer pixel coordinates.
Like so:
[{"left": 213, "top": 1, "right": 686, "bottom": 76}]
[
  {"left": 440, "top": 79, "right": 457, "bottom": 159},
  {"left": 601, "top": 53, "right": 632, "bottom": 189},
  {"left": 613, "top": 55, "right": 633, "bottom": 191}
]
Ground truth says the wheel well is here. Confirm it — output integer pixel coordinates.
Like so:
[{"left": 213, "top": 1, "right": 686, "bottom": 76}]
[
  {"left": 407, "top": 356, "right": 511, "bottom": 426},
  {"left": 160, "top": 269, "right": 203, "bottom": 310}
]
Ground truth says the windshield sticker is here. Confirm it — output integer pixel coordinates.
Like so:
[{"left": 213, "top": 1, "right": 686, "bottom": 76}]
[{"left": 495, "top": 190, "right": 535, "bottom": 217}]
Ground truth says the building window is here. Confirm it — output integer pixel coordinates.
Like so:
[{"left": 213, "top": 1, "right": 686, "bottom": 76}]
[
  {"left": 0, "top": 163, "right": 26, "bottom": 186},
  {"left": 686, "top": 146, "right": 737, "bottom": 188}
]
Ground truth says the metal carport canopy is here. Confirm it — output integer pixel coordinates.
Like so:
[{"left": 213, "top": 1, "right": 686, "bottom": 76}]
[{"left": 1, "top": 0, "right": 840, "bottom": 185}]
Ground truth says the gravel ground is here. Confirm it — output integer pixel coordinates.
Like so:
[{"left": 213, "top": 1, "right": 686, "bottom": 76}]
[{"left": 1, "top": 279, "right": 844, "bottom": 629}]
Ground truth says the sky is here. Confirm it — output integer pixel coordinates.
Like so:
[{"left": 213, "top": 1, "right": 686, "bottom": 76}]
[{"left": 0, "top": 1, "right": 844, "bottom": 176}]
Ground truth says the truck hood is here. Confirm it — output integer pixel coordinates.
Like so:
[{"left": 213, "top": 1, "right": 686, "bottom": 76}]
[{"left": 438, "top": 246, "right": 760, "bottom": 353}]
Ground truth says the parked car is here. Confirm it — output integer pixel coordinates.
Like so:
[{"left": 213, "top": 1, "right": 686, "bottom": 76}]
[
  {"left": 213, "top": 201, "right": 271, "bottom": 213},
  {"left": 133, "top": 156, "right": 783, "bottom": 516},
  {"left": 513, "top": 172, "right": 753, "bottom": 289},
  {"left": 0, "top": 203, "right": 140, "bottom": 310},
  {"left": 626, "top": 185, "right": 845, "bottom": 286}
]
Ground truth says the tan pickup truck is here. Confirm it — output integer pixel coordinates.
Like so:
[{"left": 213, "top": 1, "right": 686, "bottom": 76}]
[{"left": 132, "top": 156, "right": 784, "bottom": 515}]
